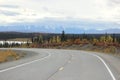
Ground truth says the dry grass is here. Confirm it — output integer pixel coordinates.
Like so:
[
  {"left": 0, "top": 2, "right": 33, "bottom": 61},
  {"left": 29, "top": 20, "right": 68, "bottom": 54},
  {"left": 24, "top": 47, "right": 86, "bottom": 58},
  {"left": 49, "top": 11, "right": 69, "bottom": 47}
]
[
  {"left": 0, "top": 49, "right": 20, "bottom": 63},
  {"left": 103, "top": 46, "right": 117, "bottom": 53}
]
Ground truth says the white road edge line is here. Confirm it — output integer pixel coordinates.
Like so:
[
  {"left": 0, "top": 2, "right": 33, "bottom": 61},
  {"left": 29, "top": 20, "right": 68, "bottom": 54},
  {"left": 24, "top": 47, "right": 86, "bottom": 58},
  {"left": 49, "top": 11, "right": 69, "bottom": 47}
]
[
  {"left": 0, "top": 51, "right": 51, "bottom": 73},
  {"left": 59, "top": 67, "right": 64, "bottom": 71},
  {"left": 91, "top": 54, "right": 116, "bottom": 80}
]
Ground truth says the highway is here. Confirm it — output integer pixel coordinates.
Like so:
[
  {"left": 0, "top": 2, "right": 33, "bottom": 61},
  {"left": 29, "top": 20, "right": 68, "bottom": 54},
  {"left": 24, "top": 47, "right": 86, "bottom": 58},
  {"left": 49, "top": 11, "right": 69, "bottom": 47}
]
[{"left": 0, "top": 48, "right": 119, "bottom": 80}]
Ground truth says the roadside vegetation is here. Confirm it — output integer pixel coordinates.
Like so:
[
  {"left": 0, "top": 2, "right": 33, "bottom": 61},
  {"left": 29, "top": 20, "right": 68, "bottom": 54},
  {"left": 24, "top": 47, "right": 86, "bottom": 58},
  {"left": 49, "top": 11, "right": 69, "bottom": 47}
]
[{"left": 0, "top": 50, "right": 20, "bottom": 63}]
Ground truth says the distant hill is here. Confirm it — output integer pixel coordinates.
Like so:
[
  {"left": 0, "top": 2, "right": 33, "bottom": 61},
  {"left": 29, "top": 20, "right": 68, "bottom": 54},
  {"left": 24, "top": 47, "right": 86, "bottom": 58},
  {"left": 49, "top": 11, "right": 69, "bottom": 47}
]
[
  {"left": 0, "top": 31, "right": 120, "bottom": 40},
  {"left": 0, "top": 32, "right": 60, "bottom": 40}
]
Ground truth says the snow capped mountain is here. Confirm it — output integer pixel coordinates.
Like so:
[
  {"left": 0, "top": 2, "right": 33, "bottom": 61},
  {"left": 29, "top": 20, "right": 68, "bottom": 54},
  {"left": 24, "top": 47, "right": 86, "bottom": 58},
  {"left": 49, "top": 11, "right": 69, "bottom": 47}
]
[{"left": 0, "top": 19, "right": 120, "bottom": 33}]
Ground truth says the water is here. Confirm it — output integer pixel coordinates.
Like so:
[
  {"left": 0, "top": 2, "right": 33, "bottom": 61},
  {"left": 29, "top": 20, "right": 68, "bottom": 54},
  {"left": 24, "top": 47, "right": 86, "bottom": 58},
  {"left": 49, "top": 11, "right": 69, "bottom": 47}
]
[{"left": 0, "top": 41, "right": 32, "bottom": 45}]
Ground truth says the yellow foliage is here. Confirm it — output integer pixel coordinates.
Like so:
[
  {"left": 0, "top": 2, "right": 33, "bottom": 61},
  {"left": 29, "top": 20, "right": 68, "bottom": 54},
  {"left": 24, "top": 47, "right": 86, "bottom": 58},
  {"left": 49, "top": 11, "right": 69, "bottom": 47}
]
[
  {"left": 100, "top": 35, "right": 113, "bottom": 43},
  {"left": 56, "top": 36, "right": 61, "bottom": 43},
  {"left": 100, "top": 36, "right": 106, "bottom": 43},
  {"left": 93, "top": 38, "right": 99, "bottom": 44},
  {"left": 0, "top": 49, "right": 20, "bottom": 62}
]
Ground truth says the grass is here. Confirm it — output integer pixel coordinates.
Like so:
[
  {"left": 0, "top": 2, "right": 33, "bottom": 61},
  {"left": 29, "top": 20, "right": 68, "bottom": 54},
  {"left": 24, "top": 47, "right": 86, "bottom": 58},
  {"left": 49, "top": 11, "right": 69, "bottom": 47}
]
[{"left": 0, "top": 49, "right": 20, "bottom": 63}]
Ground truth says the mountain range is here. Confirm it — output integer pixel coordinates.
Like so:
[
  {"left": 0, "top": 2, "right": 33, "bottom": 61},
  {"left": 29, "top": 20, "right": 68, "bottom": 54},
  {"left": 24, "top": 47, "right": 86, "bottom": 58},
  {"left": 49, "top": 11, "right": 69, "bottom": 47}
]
[{"left": 0, "top": 19, "right": 120, "bottom": 34}]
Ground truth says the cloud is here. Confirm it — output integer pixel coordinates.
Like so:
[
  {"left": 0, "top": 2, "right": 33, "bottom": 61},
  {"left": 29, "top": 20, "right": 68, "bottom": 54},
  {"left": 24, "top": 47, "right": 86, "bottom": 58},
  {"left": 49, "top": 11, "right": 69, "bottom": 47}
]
[
  {"left": 0, "top": 4, "right": 21, "bottom": 16},
  {"left": 0, "top": 0, "right": 119, "bottom": 28},
  {"left": 0, "top": 10, "right": 20, "bottom": 16},
  {"left": 107, "top": 0, "right": 120, "bottom": 8},
  {"left": 0, "top": 2, "right": 66, "bottom": 24},
  {"left": 109, "top": 0, "right": 120, "bottom": 5},
  {"left": 0, "top": 5, "right": 19, "bottom": 8}
]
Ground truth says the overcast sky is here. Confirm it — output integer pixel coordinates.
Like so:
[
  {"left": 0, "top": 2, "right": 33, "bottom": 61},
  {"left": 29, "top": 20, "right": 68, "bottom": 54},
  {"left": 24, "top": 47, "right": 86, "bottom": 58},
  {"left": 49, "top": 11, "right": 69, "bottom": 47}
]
[{"left": 0, "top": 0, "right": 120, "bottom": 28}]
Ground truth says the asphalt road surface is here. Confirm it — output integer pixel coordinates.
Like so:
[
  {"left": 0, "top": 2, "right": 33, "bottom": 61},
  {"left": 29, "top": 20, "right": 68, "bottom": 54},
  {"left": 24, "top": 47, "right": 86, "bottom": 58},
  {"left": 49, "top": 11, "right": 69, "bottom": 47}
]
[{"left": 0, "top": 48, "right": 119, "bottom": 80}]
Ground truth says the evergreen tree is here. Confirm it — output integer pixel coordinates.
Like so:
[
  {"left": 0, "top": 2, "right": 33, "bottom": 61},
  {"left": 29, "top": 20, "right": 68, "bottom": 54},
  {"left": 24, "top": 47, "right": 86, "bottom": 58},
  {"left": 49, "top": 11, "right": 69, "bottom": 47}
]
[
  {"left": 112, "top": 34, "right": 115, "bottom": 43},
  {"left": 61, "top": 30, "right": 66, "bottom": 42}
]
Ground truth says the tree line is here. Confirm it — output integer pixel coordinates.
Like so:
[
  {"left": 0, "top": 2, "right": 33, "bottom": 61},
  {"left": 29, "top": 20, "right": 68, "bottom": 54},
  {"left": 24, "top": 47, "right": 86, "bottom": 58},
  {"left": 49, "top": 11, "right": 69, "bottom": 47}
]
[
  {"left": 30, "top": 31, "right": 120, "bottom": 48},
  {"left": 0, "top": 31, "right": 120, "bottom": 48}
]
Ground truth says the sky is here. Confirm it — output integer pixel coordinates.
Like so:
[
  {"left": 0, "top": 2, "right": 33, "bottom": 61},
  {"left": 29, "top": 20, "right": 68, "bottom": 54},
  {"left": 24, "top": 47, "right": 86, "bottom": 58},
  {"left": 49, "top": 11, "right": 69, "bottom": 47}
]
[{"left": 0, "top": 0, "right": 120, "bottom": 31}]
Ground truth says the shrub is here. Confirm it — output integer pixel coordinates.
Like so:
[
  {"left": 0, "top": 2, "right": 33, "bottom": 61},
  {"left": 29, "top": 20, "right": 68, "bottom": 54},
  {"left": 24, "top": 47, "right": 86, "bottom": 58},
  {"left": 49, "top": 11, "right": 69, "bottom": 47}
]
[{"left": 0, "top": 49, "right": 20, "bottom": 62}]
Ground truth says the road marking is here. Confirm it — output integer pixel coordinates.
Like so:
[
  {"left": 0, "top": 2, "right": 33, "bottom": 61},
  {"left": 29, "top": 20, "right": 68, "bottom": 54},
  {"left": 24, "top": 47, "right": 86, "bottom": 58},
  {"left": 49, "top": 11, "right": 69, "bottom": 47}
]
[
  {"left": 59, "top": 67, "right": 64, "bottom": 71},
  {"left": 91, "top": 54, "right": 116, "bottom": 80},
  {"left": 0, "top": 51, "right": 51, "bottom": 73}
]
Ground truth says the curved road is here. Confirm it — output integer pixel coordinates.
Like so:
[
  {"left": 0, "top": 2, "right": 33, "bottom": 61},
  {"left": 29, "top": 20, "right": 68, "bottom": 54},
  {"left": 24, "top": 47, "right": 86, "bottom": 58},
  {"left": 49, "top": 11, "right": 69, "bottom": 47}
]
[{"left": 0, "top": 48, "right": 119, "bottom": 80}]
